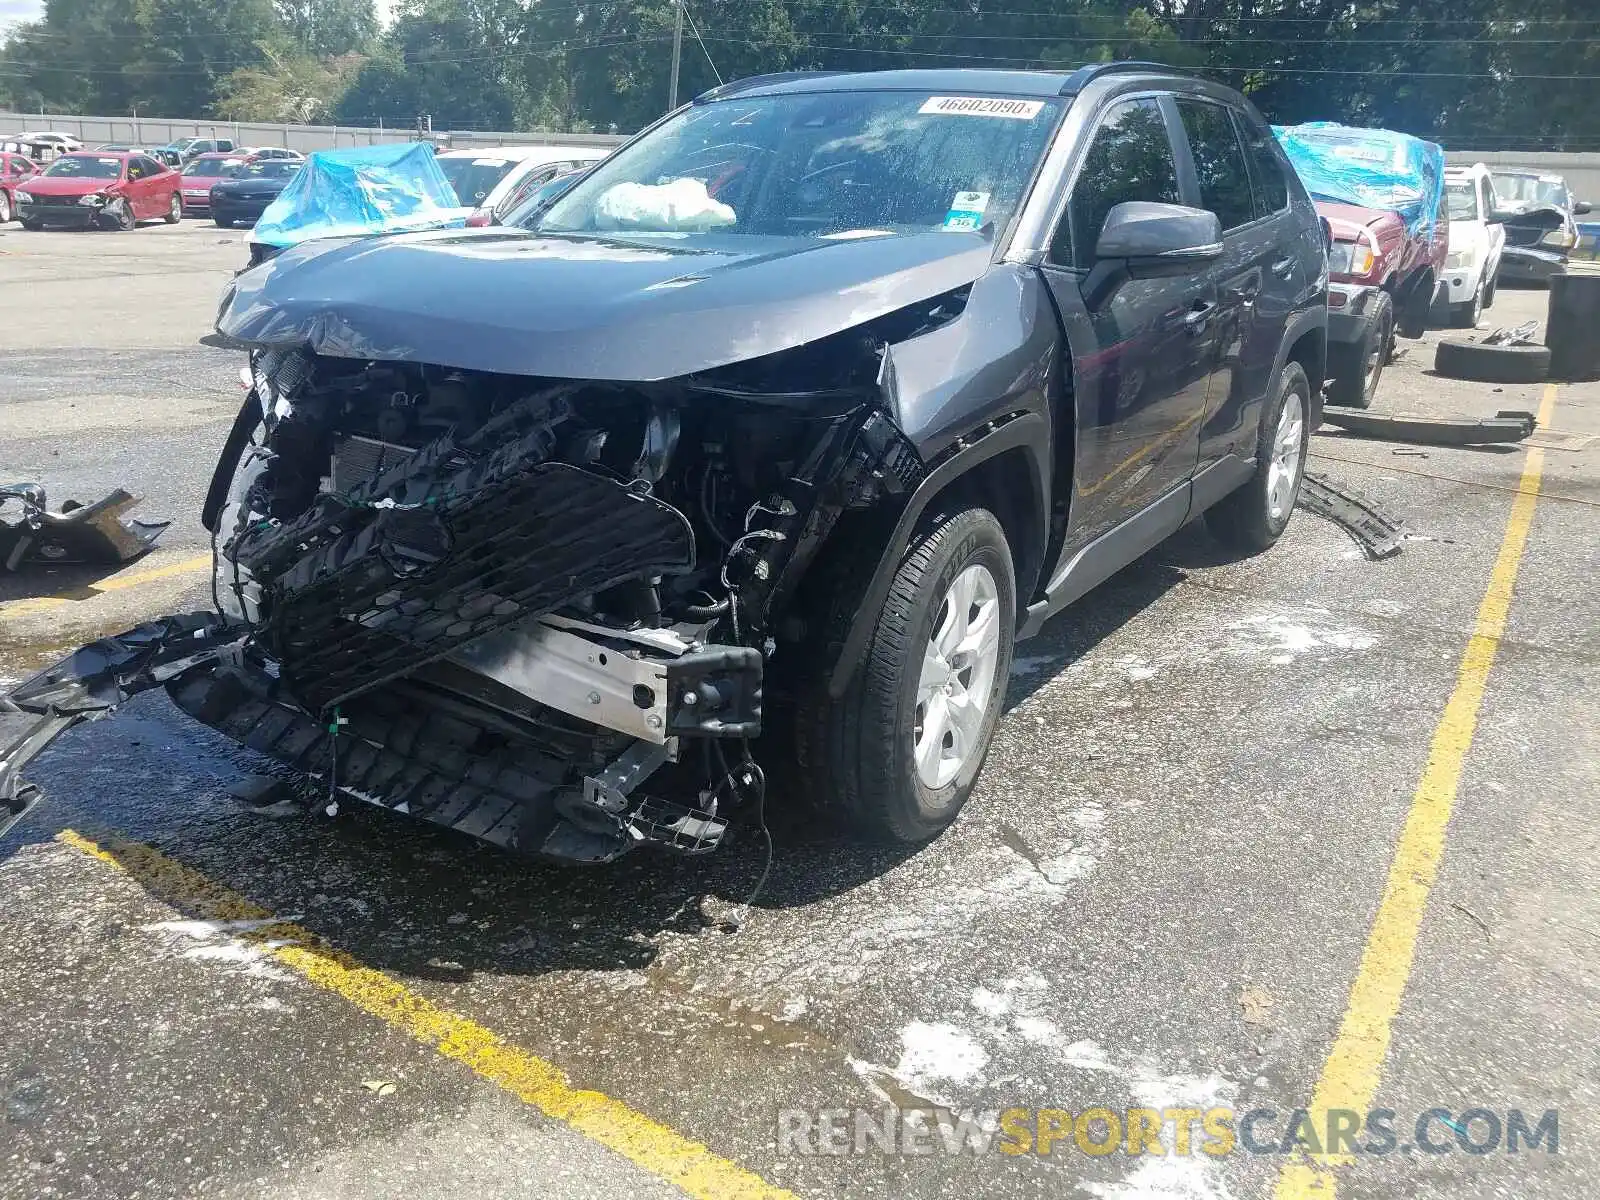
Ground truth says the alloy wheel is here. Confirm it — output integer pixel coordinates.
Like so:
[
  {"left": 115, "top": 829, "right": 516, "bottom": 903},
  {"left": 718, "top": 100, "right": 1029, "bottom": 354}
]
[
  {"left": 1267, "top": 390, "right": 1305, "bottom": 522},
  {"left": 914, "top": 564, "right": 1002, "bottom": 789}
]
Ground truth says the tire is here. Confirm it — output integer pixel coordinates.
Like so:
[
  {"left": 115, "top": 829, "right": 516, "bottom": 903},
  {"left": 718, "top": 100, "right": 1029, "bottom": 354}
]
[
  {"left": 20, "top": 218, "right": 43, "bottom": 232},
  {"left": 215, "top": 216, "right": 234, "bottom": 229},
  {"left": 0, "top": 191, "right": 11, "bottom": 223},
  {"left": 1206, "top": 362, "right": 1310, "bottom": 555},
  {"left": 164, "top": 192, "right": 182, "bottom": 224},
  {"left": 1326, "top": 291, "right": 1394, "bottom": 409},
  {"left": 101, "top": 199, "right": 135, "bottom": 232},
  {"left": 1450, "top": 276, "right": 1484, "bottom": 328},
  {"left": 1483, "top": 274, "right": 1497, "bottom": 309},
  {"left": 1396, "top": 276, "right": 1431, "bottom": 339},
  {"left": 795, "top": 507, "right": 1016, "bottom": 843},
  {"left": 1434, "top": 339, "right": 1550, "bottom": 384}
]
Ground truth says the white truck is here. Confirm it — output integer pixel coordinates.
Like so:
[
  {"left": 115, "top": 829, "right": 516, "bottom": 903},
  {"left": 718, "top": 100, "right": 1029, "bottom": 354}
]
[{"left": 1439, "top": 163, "right": 1506, "bottom": 328}]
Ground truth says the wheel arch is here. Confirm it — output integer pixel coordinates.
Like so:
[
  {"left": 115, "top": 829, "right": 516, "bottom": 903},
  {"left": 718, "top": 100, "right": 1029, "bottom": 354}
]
[{"left": 824, "top": 411, "right": 1049, "bottom": 699}]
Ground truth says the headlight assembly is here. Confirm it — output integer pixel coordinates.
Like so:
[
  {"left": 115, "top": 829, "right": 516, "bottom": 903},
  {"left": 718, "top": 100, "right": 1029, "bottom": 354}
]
[{"left": 78, "top": 192, "right": 108, "bottom": 207}]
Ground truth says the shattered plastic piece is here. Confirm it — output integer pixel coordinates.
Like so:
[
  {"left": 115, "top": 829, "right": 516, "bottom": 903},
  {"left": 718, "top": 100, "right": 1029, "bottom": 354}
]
[
  {"left": 593, "top": 178, "right": 736, "bottom": 232},
  {"left": 1296, "top": 473, "right": 1404, "bottom": 561},
  {"left": 1, "top": 483, "right": 168, "bottom": 571}
]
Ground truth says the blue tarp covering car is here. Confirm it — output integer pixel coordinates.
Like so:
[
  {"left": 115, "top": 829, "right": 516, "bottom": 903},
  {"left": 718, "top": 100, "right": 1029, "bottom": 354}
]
[
  {"left": 249, "top": 142, "right": 470, "bottom": 253},
  {"left": 1272, "top": 121, "right": 1446, "bottom": 238}
]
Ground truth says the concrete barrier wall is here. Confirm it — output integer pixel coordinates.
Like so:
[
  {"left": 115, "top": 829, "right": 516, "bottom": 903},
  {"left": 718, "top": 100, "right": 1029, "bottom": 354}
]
[
  {"left": 1445, "top": 151, "right": 1600, "bottom": 205},
  {"left": 0, "top": 111, "right": 627, "bottom": 154}
]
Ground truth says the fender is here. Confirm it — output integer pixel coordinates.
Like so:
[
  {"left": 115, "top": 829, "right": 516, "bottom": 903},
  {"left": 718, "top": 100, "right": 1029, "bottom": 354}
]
[
  {"left": 1270, "top": 302, "right": 1328, "bottom": 426},
  {"left": 826, "top": 410, "right": 1048, "bottom": 699}
]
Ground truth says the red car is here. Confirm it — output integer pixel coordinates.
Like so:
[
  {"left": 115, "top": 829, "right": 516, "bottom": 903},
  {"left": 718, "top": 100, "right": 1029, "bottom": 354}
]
[
  {"left": 0, "top": 151, "right": 41, "bottom": 224},
  {"left": 179, "top": 151, "right": 250, "bottom": 215},
  {"left": 1319, "top": 199, "right": 1448, "bottom": 406},
  {"left": 14, "top": 151, "right": 182, "bottom": 231}
]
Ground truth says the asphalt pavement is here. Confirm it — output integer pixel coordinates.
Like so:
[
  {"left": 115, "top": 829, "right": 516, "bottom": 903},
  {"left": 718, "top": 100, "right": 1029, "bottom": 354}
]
[{"left": 1, "top": 221, "right": 1596, "bottom": 1200}]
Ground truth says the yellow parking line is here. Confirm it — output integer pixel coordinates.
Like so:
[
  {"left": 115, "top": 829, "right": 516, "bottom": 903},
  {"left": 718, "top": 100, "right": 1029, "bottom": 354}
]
[
  {"left": 57, "top": 829, "right": 794, "bottom": 1200},
  {"left": 0, "top": 552, "right": 212, "bottom": 619},
  {"left": 1274, "top": 382, "right": 1559, "bottom": 1200}
]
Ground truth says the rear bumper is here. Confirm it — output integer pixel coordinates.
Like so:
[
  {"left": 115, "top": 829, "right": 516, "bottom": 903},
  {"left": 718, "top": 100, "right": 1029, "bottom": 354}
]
[{"left": 1498, "top": 247, "right": 1566, "bottom": 283}]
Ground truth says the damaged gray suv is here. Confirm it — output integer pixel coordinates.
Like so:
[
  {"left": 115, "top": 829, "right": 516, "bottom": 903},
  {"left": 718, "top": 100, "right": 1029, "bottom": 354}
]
[{"left": 6, "top": 66, "right": 1327, "bottom": 862}]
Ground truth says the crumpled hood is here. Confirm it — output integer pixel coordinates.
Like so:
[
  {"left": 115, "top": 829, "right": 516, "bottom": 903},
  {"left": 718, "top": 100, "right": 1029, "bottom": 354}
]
[{"left": 216, "top": 227, "right": 996, "bottom": 380}]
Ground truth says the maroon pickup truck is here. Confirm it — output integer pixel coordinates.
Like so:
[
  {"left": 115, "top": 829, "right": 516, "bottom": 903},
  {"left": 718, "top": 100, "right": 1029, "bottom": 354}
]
[{"left": 1320, "top": 200, "right": 1447, "bottom": 406}]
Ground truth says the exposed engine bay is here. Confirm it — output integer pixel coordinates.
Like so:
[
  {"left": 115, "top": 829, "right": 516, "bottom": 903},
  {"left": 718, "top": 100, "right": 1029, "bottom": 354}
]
[{"left": 138, "top": 329, "right": 926, "bottom": 862}]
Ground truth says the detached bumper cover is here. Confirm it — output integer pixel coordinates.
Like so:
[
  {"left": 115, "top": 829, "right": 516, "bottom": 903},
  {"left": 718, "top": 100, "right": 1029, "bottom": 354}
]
[
  {"left": 1, "top": 483, "right": 168, "bottom": 571},
  {"left": 16, "top": 203, "right": 99, "bottom": 228}
]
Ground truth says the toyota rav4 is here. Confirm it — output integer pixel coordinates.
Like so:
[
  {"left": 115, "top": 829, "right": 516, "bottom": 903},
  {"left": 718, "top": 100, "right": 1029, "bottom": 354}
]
[{"left": 6, "top": 66, "right": 1328, "bottom": 862}]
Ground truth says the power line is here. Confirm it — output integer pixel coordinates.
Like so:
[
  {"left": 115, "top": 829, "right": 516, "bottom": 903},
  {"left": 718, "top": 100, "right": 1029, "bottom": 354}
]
[{"left": 683, "top": 0, "right": 724, "bottom": 86}]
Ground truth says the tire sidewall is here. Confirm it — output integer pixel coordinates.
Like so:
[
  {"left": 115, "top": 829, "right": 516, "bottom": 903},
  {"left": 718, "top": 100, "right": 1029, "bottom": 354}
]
[
  {"left": 886, "top": 511, "right": 1015, "bottom": 836},
  {"left": 0, "top": 191, "right": 10, "bottom": 223}
]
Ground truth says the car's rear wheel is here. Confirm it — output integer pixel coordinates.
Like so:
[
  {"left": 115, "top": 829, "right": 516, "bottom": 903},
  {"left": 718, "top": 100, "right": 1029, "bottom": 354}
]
[
  {"left": 796, "top": 507, "right": 1016, "bottom": 843},
  {"left": 1327, "top": 291, "right": 1394, "bottom": 409},
  {"left": 164, "top": 193, "right": 182, "bottom": 224},
  {"left": 1207, "top": 362, "right": 1310, "bottom": 555}
]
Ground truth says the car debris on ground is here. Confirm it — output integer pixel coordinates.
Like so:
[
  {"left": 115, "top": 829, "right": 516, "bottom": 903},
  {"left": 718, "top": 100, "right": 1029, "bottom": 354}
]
[
  {"left": 1321, "top": 406, "right": 1538, "bottom": 445},
  {"left": 0, "top": 482, "right": 168, "bottom": 571}
]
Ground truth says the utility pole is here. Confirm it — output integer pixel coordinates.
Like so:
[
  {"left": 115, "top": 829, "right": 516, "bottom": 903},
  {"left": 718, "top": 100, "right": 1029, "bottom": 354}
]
[{"left": 667, "top": 0, "right": 684, "bottom": 111}]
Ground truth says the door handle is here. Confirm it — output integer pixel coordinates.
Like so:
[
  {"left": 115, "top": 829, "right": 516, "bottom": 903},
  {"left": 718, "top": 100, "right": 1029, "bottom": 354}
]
[
  {"left": 1183, "top": 300, "right": 1217, "bottom": 331},
  {"left": 1270, "top": 256, "right": 1297, "bottom": 279}
]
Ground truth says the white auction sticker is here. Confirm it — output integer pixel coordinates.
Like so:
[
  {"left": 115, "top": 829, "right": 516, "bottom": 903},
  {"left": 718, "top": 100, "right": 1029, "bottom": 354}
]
[{"left": 918, "top": 96, "right": 1044, "bottom": 120}]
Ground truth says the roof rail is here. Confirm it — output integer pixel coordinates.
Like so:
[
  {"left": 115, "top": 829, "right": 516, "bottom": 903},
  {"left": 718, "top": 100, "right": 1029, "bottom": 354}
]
[
  {"left": 695, "top": 71, "right": 852, "bottom": 103},
  {"left": 1059, "top": 61, "right": 1194, "bottom": 95}
]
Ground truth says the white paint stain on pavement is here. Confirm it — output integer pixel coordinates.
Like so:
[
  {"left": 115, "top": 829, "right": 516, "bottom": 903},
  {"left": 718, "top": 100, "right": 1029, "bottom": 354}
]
[
  {"left": 893, "top": 1021, "right": 990, "bottom": 1088},
  {"left": 1225, "top": 608, "right": 1376, "bottom": 663},
  {"left": 144, "top": 916, "right": 297, "bottom": 983}
]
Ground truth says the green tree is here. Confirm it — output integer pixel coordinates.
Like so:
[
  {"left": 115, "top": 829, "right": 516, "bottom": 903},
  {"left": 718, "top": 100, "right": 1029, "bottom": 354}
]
[{"left": 276, "top": 0, "right": 379, "bottom": 58}]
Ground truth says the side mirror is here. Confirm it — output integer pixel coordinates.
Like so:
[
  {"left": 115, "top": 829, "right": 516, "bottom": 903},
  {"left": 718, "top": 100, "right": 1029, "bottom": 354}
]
[
  {"left": 1574, "top": 199, "right": 1592, "bottom": 216},
  {"left": 1095, "top": 201, "right": 1223, "bottom": 276}
]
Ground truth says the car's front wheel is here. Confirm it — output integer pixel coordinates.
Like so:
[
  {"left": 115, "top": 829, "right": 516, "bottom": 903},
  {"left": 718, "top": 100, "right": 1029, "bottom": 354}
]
[
  {"left": 101, "top": 198, "right": 135, "bottom": 231},
  {"left": 797, "top": 507, "right": 1016, "bottom": 843},
  {"left": 1206, "top": 361, "right": 1310, "bottom": 554},
  {"left": 0, "top": 191, "right": 11, "bottom": 223},
  {"left": 1451, "top": 276, "right": 1484, "bottom": 328}
]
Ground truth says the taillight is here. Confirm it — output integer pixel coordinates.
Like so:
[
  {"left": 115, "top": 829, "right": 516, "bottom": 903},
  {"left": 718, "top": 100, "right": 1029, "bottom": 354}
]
[{"left": 464, "top": 209, "right": 492, "bottom": 228}]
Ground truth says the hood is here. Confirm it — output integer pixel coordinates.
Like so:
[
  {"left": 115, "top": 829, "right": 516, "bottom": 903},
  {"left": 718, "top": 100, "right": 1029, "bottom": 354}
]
[
  {"left": 1316, "top": 200, "right": 1399, "bottom": 235},
  {"left": 213, "top": 177, "right": 291, "bottom": 196},
  {"left": 22, "top": 175, "right": 115, "bottom": 196},
  {"left": 217, "top": 227, "right": 996, "bottom": 380},
  {"left": 1501, "top": 204, "right": 1566, "bottom": 231}
]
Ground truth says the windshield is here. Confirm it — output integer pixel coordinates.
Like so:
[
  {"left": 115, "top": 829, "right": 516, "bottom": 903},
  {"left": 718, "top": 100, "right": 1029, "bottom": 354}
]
[
  {"left": 530, "top": 91, "right": 1062, "bottom": 238},
  {"left": 234, "top": 160, "right": 300, "bottom": 181},
  {"left": 1491, "top": 173, "right": 1569, "bottom": 210},
  {"left": 184, "top": 157, "right": 242, "bottom": 177},
  {"left": 42, "top": 156, "right": 122, "bottom": 180},
  {"left": 439, "top": 156, "right": 519, "bottom": 206},
  {"left": 1445, "top": 182, "right": 1478, "bottom": 221}
]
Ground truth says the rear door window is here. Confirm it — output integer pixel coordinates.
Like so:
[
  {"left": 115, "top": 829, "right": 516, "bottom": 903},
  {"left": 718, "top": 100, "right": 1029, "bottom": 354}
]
[
  {"left": 1056, "top": 98, "right": 1182, "bottom": 269},
  {"left": 1235, "top": 114, "right": 1289, "bottom": 218},
  {"left": 1176, "top": 99, "right": 1256, "bottom": 232}
]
